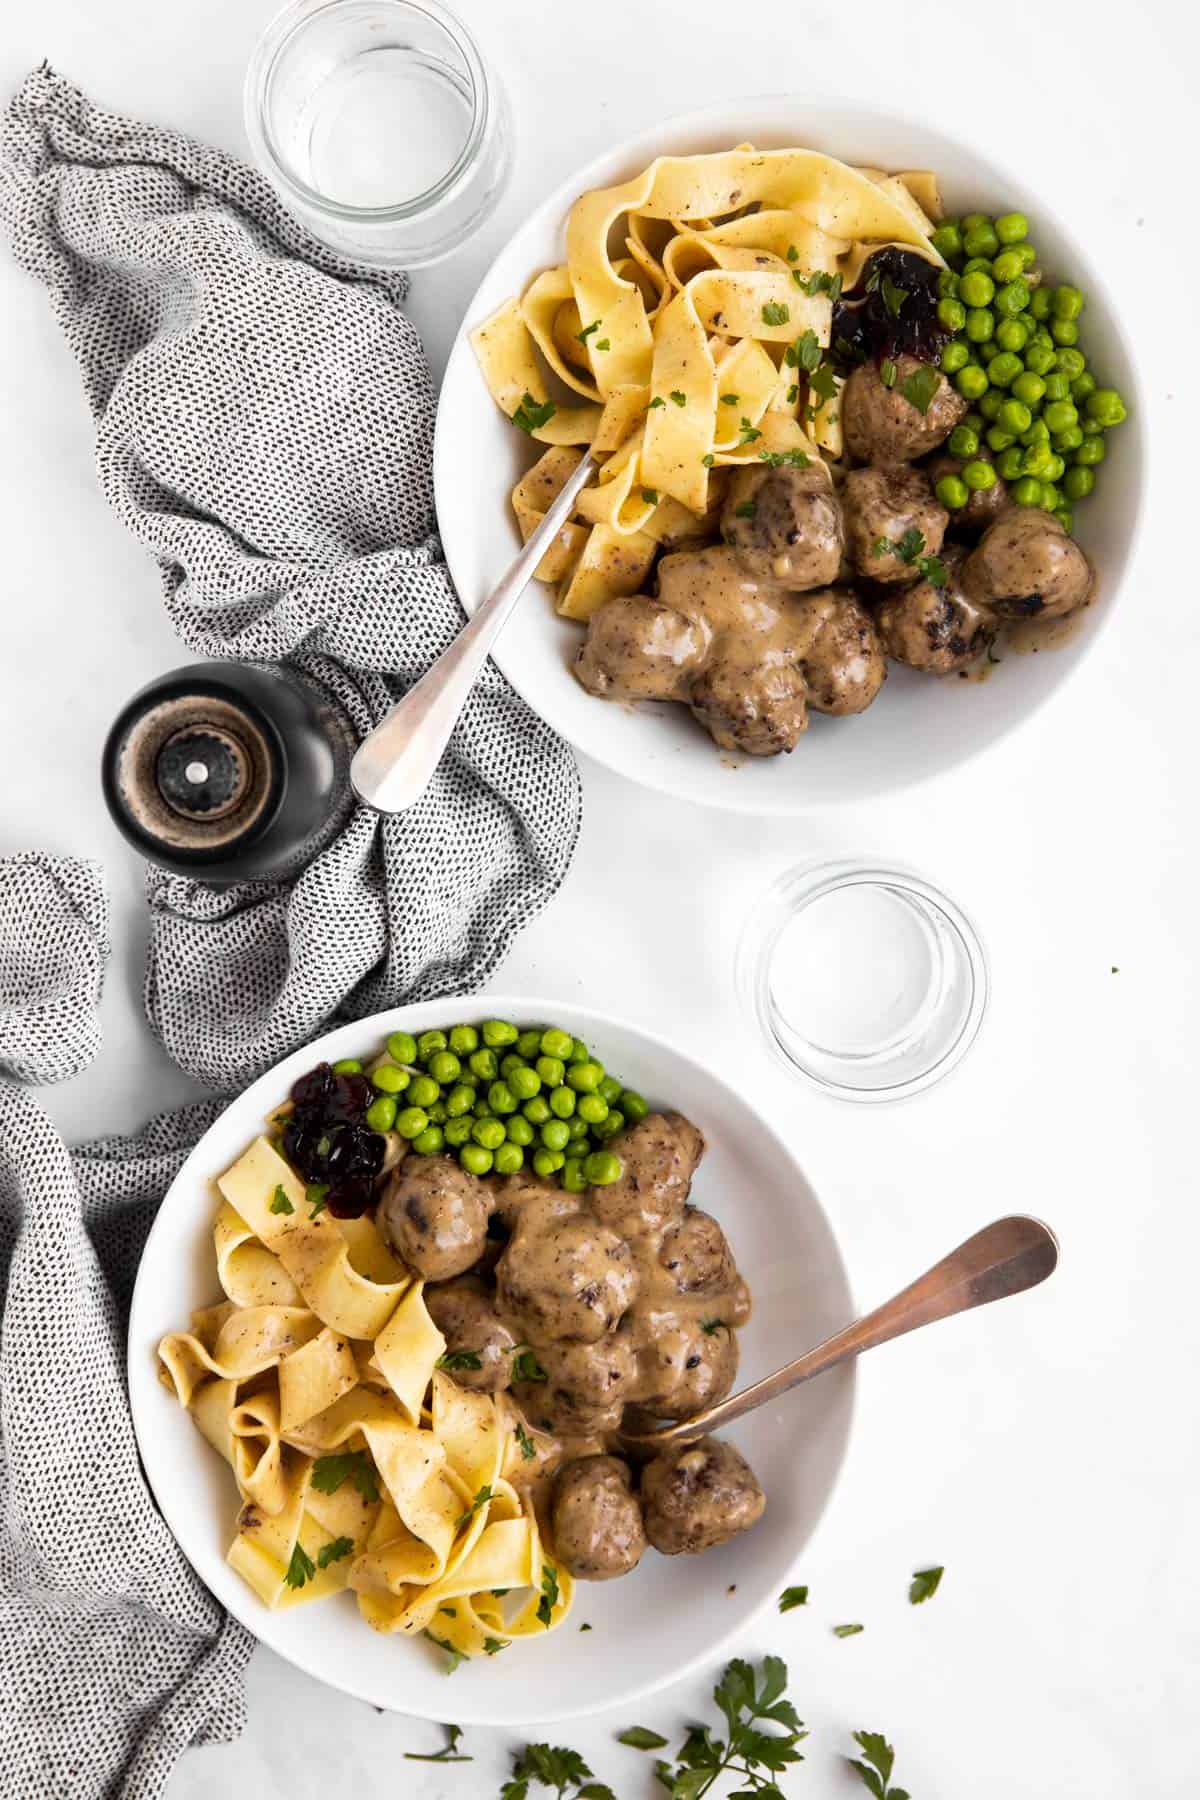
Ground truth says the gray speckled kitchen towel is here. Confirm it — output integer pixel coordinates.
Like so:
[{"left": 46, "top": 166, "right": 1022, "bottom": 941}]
[
  {"left": 0, "top": 65, "right": 581, "bottom": 1093},
  {"left": 0, "top": 854, "right": 253, "bottom": 1800}
]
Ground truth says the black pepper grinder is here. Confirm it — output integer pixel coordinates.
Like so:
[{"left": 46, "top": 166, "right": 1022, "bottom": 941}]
[{"left": 101, "top": 662, "right": 358, "bottom": 884}]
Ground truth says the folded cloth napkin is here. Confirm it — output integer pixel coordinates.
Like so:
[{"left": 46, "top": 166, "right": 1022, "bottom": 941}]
[
  {"left": 0, "top": 854, "right": 253, "bottom": 1800},
  {"left": 0, "top": 65, "right": 582, "bottom": 1092}
]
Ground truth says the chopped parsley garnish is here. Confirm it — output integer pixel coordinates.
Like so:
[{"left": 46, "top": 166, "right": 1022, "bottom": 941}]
[
  {"left": 311, "top": 1450, "right": 380, "bottom": 1504},
  {"left": 404, "top": 1722, "right": 472, "bottom": 1763},
  {"left": 761, "top": 301, "right": 790, "bottom": 327},
  {"left": 317, "top": 1536, "right": 354, "bottom": 1570},
  {"left": 285, "top": 1542, "right": 315, "bottom": 1590},
  {"left": 801, "top": 269, "right": 843, "bottom": 299},
  {"left": 848, "top": 1730, "right": 907, "bottom": 1799},
  {"left": 640, "top": 487, "right": 659, "bottom": 505},
  {"left": 737, "top": 417, "right": 762, "bottom": 445},
  {"left": 616, "top": 1726, "right": 669, "bottom": 1750},
  {"left": 436, "top": 1348, "right": 483, "bottom": 1371},
  {"left": 269, "top": 1185, "right": 293, "bottom": 1215},
  {"left": 759, "top": 449, "right": 810, "bottom": 468},
  {"left": 579, "top": 1622, "right": 592, "bottom": 1631},
  {"left": 720, "top": 392, "right": 740, "bottom": 405},
  {"left": 909, "top": 1564, "right": 944, "bottom": 1604},
  {"left": 455, "top": 1483, "right": 493, "bottom": 1533},
  {"left": 808, "top": 363, "right": 839, "bottom": 411},
  {"left": 483, "top": 1635, "right": 511, "bottom": 1655},
  {"left": 576, "top": 319, "right": 600, "bottom": 345},
  {"left": 880, "top": 357, "right": 898, "bottom": 389},
  {"left": 833, "top": 1622, "right": 864, "bottom": 1638},
  {"left": 502, "top": 1745, "right": 611, "bottom": 1800},
  {"left": 648, "top": 395, "right": 666, "bottom": 409},
  {"left": 786, "top": 243, "right": 799, "bottom": 262},
  {"left": 787, "top": 383, "right": 799, "bottom": 403},
  {"left": 515, "top": 1421, "right": 537, "bottom": 1462},
  {"left": 871, "top": 527, "right": 947, "bottom": 587},
  {"left": 512, "top": 392, "right": 557, "bottom": 434},
  {"left": 669, "top": 389, "right": 688, "bottom": 407},
  {"left": 785, "top": 328, "right": 822, "bottom": 373},
  {"left": 424, "top": 1630, "right": 465, "bottom": 1674},
  {"left": 733, "top": 500, "right": 757, "bottom": 519},
  {"left": 594, "top": 338, "right": 610, "bottom": 351},
  {"left": 779, "top": 1584, "right": 809, "bottom": 1612},
  {"left": 701, "top": 453, "right": 715, "bottom": 467},
  {"left": 881, "top": 276, "right": 909, "bottom": 319},
  {"left": 511, "top": 1347, "right": 548, "bottom": 1383},
  {"left": 900, "top": 362, "right": 941, "bottom": 416},
  {"left": 700, "top": 1318, "right": 724, "bottom": 1334},
  {"left": 536, "top": 1561, "right": 559, "bottom": 1627},
  {"left": 894, "top": 526, "right": 927, "bottom": 563},
  {"left": 305, "top": 1183, "right": 329, "bottom": 1218}
]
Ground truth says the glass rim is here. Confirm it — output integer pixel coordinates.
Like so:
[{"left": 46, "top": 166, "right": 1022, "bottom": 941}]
[
  {"left": 737, "top": 858, "right": 989, "bottom": 1104},
  {"left": 244, "top": 0, "right": 491, "bottom": 223}
]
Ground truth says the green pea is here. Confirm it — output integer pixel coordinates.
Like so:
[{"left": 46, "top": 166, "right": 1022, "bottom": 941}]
[
  {"left": 506, "top": 1114, "right": 535, "bottom": 1146},
  {"left": 472, "top": 1117, "right": 505, "bottom": 1150},
  {"left": 427, "top": 1050, "right": 461, "bottom": 1085},
  {"left": 962, "top": 458, "right": 997, "bottom": 491},
  {"left": 567, "top": 1038, "right": 590, "bottom": 1065},
  {"left": 467, "top": 1047, "right": 497, "bottom": 1081},
  {"left": 481, "top": 1019, "right": 518, "bottom": 1048},
  {"left": 1029, "top": 287, "right": 1052, "bottom": 320},
  {"left": 1021, "top": 418, "right": 1050, "bottom": 446},
  {"left": 940, "top": 341, "right": 970, "bottom": 374},
  {"left": 508, "top": 1065, "right": 541, "bottom": 1100},
  {"left": 445, "top": 1083, "right": 474, "bottom": 1118},
  {"left": 994, "top": 280, "right": 1030, "bottom": 318},
  {"left": 996, "top": 398, "right": 1032, "bottom": 435},
  {"left": 1052, "top": 284, "right": 1084, "bottom": 321},
  {"left": 598, "top": 1075, "right": 623, "bottom": 1105},
  {"left": 499, "top": 1052, "right": 526, "bottom": 1078},
  {"left": 1030, "top": 324, "right": 1056, "bottom": 352},
  {"left": 1054, "top": 506, "right": 1073, "bottom": 532},
  {"left": 991, "top": 249, "right": 1025, "bottom": 284},
  {"left": 1052, "top": 347, "right": 1085, "bottom": 380},
  {"left": 934, "top": 474, "right": 969, "bottom": 510},
  {"left": 540, "top": 1027, "right": 574, "bottom": 1060},
  {"left": 1074, "top": 435, "right": 1106, "bottom": 467},
  {"left": 407, "top": 1074, "right": 439, "bottom": 1108},
  {"left": 1062, "top": 465, "right": 1095, "bottom": 501},
  {"left": 592, "top": 1108, "right": 625, "bottom": 1140},
  {"left": 1021, "top": 442, "right": 1053, "bottom": 478},
  {"left": 937, "top": 297, "right": 966, "bottom": 332},
  {"left": 1043, "top": 399, "right": 1078, "bottom": 435},
  {"left": 986, "top": 426, "right": 1015, "bottom": 452},
  {"left": 1071, "top": 372, "right": 1097, "bottom": 403},
  {"left": 532, "top": 1149, "right": 564, "bottom": 1178},
  {"left": 549, "top": 1085, "right": 576, "bottom": 1119},
  {"left": 426, "top": 1101, "right": 447, "bottom": 1125},
  {"left": 365, "top": 1094, "right": 397, "bottom": 1133},
  {"left": 1086, "top": 388, "right": 1127, "bottom": 427},
  {"left": 386, "top": 1031, "right": 418, "bottom": 1064},
  {"left": 1042, "top": 372, "right": 1070, "bottom": 402},
  {"left": 396, "top": 1107, "right": 429, "bottom": 1140},
  {"left": 1016, "top": 243, "right": 1038, "bottom": 269},
  {"left": 986, "top": 352, "right": 1021, "bottom": 387},
  {"left": 961, "top": 212, "right": 989, "bottom": 231},
  {"left": 567, "top": 1060, "right": 605, "bottom": 1093},
  {"left": 994, "top": 317, "right": 1030, "bottom": 353},
  {"left": 332, "top": 1057, "right": 363, "bottom": 1075},
  {"left": 541, "top": 1119, "right": 571, "bottom": 1152},
  {"left": 494, "top": 1142, "right": 524, "bottom": 1175},
  {"left": 577, "top": 1093, "right": 609, "bottom": 1124},
  {"left": 535, "top": 1055, "right": 565, "bottom": 1087},
  {"left": 1012, "top": 477, "right": 1043, "bottom": 507},
  {"left": 961, "top": 256, "right": 993, "bottom": 275},
  {"left": 413, "top": 1126, "right": 444, "bottom": 1156},
  {"left": 963, "top": 410, "right": 987, "bottom": 434},
  {"left": 371, "top": 1063, "right": 410, "bottom": 1095},
  {"left": 1053, "top": 425, "right": 1085, "bottom": 452},
  {"left": 584, "top": 1151, "right": 622, "bottom": 1187},
  {"left": 460, "top": 1143, "right": 493, "bottom": 1176},
  {"left": 448, "top": 1024, "right": 478, "bottom": 1056},
  {"left": 1040, "top": 480, "right": 1061, "bottom": 511},
  {"left": 1042, "top": 453, "right": 1065, "bottom": 482},
  {"left": 516, "top": 1028, "right": 543, "bottom": 1059},
  {"left": 997, "top": 446, "right": 1024, "bottom": 481},
  {"left": 473, "top": 1097, "right": 492, "bottom": 1118},
  {"left": 948, "top": 424, "right": 979, "bottom": 460},
  {"left": 487, "top": 1081, "right": 517, "bottom": 1115},
  {"left": 561, "top": 1157, "right": 588, "bottom": 1194},
  {"left": 962, "top": 223, "right": 999, "bottom": 259},
  {"left": 995, "top": 211, "right": 1028, "bottom": 244},
  {"left": 958, "top": 270, "right": 995, "bottom": 308},
  {"left": 444, "top": 1116, "right": 472, "bottom": 1147},
  {"left": 1050, "top": 317, "right": 1079, "bottom": 346},
  {"left": 956, "top": 365, "right": 989, "bottom": 400},
  {"left": 930, "top": 223, "right": 963, "bottom": 260},
  {"left": 1023, "top": 343, "right": 1055, "bottom": 377},
  {"left": 1010, "top": 371, "right": 1045, "bottom": 408},
  {"left": 523, "top": 1095, "right": 552, "bottom": 1125},
  {"left": 977, "top": 391, "right": 1003, "bottom": 420},
  {"left": 417, "top": 1029, "right": 447, "bottom": 1059},
  {"left": 964, "top": 307, "right": 995, "bottom": 344},
  {"left": 938, "top": 268, "right": 961, "bottom": 299}
]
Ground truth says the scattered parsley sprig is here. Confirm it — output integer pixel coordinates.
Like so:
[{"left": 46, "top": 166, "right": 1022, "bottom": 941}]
[
  {"left": 650, "top": 1656, "right": 806, "bottom": 1797},
  {"left": 311, "top": 1450, "right": 380, "bottom": 1504},
  {"left": 848, "top": 1730, "right": 910, "bottom": 1800},
  {"left": 869, "top": 527, "right": 947, "bottom": 588},
  {"left": 501, "top": 1745, "right": 615, "bottom": 1800},
  {"left": 909, "top": 1566, "right": 944, "bottom": 1605},
  {"left": 404, "top": 1722, "right": 473, "bottom": 1763}
]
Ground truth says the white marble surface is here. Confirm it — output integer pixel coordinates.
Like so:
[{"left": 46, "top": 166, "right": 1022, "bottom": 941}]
[{"left": 1, "top": 1, "right": 1197, "bottom": 1794}]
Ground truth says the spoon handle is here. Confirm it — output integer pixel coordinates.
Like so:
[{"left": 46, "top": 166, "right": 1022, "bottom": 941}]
[
  {"left": 349, "top": 448, "right": 599, "bottom": 814},
  {"left": 629, "top": 1215, "right": 1058, "bottom": 1447}
]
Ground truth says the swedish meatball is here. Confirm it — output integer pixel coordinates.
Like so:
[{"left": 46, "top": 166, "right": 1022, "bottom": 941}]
[
  {"left": 496, "top": 1211, "right": 638, "bottom": 1344},
  {"left": 962, "top": 507, "right": 1093, "bottom": 619},
  {"left": 658, "top": 1207, "right": 738, "bottom": 1296},
  {"left": 689, "top": 646, "right": 809, "bottom": 757},
  {"left": 721, "top": 463, "right": 844, "bottom": 591},
  {"left": 875, "top": 549, "right": 995, "bottom": 675},
  {"left": 516, "top": 1331, "right": 639, "bottom": 1434},
  {"left": 841, "top": 466, "right": 948, "bottom": 584},
  {"left": 926, "top": 448, "right": 1007, "bottom": 531},
  {"left": 575, "top": 595, "right": 712, "bottom": 704},
  {"left": 588, "top": 1111, "right": 704, "bottom": 1239},
  {"left": 424, "top": 1276, "right": 516, "bottom": 1392},
  {"left": 641, "top": 1437, "right": 766, "bottom": 1555},
  {"left": 634, "top": 1316, "right": 739, "bottom": 1421},
  {"left": 793, "top": 587, "right": 887, "bottom": 715},
  {"left": 842, "top": 354, "right": 966, "bottom": 463},
  {"left": 551, "top": 1455, "right": 646, "bottom": 1580},
  {"left": 377, "top": 1159, "right": 490, "bottom": 1282}
]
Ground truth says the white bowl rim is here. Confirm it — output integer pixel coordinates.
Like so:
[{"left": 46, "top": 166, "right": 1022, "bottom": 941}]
[
  {"left": 128, "top": 992, "right": 857, "bottom": 1723},
  {"left": 433, "top": 91, "right": 1146, "bottom": 816}
]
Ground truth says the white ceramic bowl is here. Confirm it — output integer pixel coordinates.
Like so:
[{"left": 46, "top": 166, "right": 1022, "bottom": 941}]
[
  {"left": 128, "top": 995, "right": 854, "bottom": 1724},
  {"left": 434, "top": 97, "right": 1143, "bottom": 815}
]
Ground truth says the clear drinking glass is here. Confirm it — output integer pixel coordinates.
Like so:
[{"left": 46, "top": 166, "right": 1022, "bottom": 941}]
[
  {"left": 737, "top": 860, "right": 989, "bottom": 1102},
  {"left": 244, "top": 0, "right": 512, "bottom": 266}
]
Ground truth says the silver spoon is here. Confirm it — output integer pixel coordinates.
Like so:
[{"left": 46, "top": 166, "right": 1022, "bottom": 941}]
[
  {"left": 350, "top": 448, "right": 600, "bottom": 813},
  {"left": 619, "top": 1215, "right": 1059, "bottom": 1448}
]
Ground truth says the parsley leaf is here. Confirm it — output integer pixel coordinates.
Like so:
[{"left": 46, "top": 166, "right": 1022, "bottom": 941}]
[
  {"left": 306, "top": 1183, "right": 329, "bottom": 1218},
  {"left": 894, "top": 526, "right": 927, "bottom": 563},
  {"left": 455, "top": 1483, "right": 493, "bottom": 1533},
  {"left": 669, "top": 390, "right": 688, "bottom": 407},
  {"left": 919, "top": 555, "right": 948, "bottom": 588},
  {"left": 269, "top": 1185, "right": 294, "bottom": 1215},
  {"left": 737, "top": 417, "right": 762, "bottom": 445},
  {"left": 641, "top": 487, "right": 659, "bottom": 505},
  {"left": 311, "top": 1450, "right": 380, "bottom": 1504},
  {"left": 833, "top": 1623, "right": 864, "bottom": 1638},
  {"left": 761, "top": 301, "right": 790, "bottom": 327},
  {"left": 317, "top": 1535, "right": 354, "bottom": 1570},
  {"left": 759, "top": 449, "right": 810, "bottom": 468},
  {"left": 653, "top": 1656, "right": 805, "bottom": 1797},
  {"left": 880, "top": 356, "right": 898, "bottom": 389},
  {"left": 576, "top": 320, "right": 600, "bottom": 345},
  {"left": 648, "top": 395, "right": 666, "bottom": 409},
  {"left": 808, "top": 363, "right": 838, "bottom": 410},
  {"left": 733, "top": 501, "right": 757, "bottom": 520},
  {"left": 404, "top": 1721, "right": 472, "bottom": 1763},
  {"left": 511, "top": 1347, "right": 548, "bottom": 1384},
  {"left": 785, "top": 328, "right": 822, "bottom": 373},
  {"left": 900, "top": 362, "right": 941, "bottom": 416},
  {"left": 848, "top": 1730, "right": 910, "bottom": 1800},
  {"left": 881, "top": 276, "right": 909, "bottom": 320},
  {"left": 284, "top": 1542, "right": 315, "bottom": 1590},
  {"left": 700, "top": 1318, "right": 723, "bottom": 1334},
  {"left": 720, "top": 392, "right": 740, "bottom": 405},
  {"left": 617, "top": 1726, "right": 669, "bottom": 1750},
  {"left": 909, "top": 1564, "right": 944, "bottom": 1604},
  {"left": 805, "top": 269, "right": 843, "bottom": 299},
  {"left": 424, "top": 1630, "right": 465, "bottom": 1674},
  {"left": 701, "top": 453, "right": 715, "bottom": 467},
  {"left": 594, "top": 338, "right": 610, "bottom": 352},
  {"left": 484, "top": 1634, "right": 511, "bottom": 1655},
  {"left": 513, "top": 393, "right": 557, "bottom": 434},
  {"left": 779, "top": 1584, "right": 809, "bottom": 1612},
  {"left": 536, "top": 1562, "right": 560, "bottom": 1628},
  {"left": 436, "top": 1348, "right": 483, "bottom": 1371},
  {"left": 515, "top": 1421, "right": 537, "bottom": 1462},
  {"left": 786, "top": 244, "right": 799, "bottom": 262},
  {"left": 508, "top": 1743, "right": 611, "bottom": 1799},
  {"left": 787, "top": 383, "right": 799, "bottom": 403}
]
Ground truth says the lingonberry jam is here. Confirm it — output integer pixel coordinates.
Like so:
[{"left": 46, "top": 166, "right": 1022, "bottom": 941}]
[
  {"left": 283, "top": 1062, "right": 385, "bottom": 1217},
  {"left": 831, "top": 247, "right": 951, "bottom": 370}
]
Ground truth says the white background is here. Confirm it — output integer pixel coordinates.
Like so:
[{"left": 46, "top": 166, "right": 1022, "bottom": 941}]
[{"left": 1, "top": 1, "right": 1197, "bottom": 1796}]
